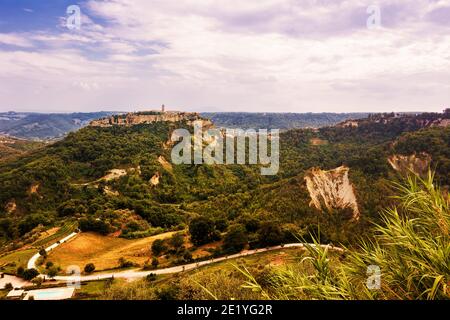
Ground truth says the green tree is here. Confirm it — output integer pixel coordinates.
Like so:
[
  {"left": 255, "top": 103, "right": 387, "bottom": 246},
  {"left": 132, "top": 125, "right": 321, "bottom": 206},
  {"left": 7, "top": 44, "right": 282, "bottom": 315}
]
[
  {"left": 47, "top": 266, "right": 59, "bottom": 278},
  {"left": 84, "top": 263, "right": 96, "bottom": 273},
  {"left": 151, "top": 239, "right": 167, "bottom": 256},
  {"left": 169, "top": 232, "right": 184, "bottom": 248},
  {"left": 222, "top": 224, "right": 248, "bottom": 254},
  {"left": 189, "top": 217, "right": 216, "bottom": 246},
  {"left": 16, "top": 266, "right": 24, "bottom": 277},
  {"left": 151, "top": 257, "right": 159, "bottom": 269},
  {"left": 22, "top": 268, "right": 39, "bottom": 281},
  {"left": 256, "top": 221, "right": 284, "bottom": 247},
  {"left": 39, "top": 248, "right": 47, "bottom": 257}
]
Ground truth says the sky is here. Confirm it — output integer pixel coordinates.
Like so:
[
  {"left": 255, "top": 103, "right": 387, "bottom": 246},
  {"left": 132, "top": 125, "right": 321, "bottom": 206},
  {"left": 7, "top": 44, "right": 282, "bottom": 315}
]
[{"left": 0, "top": 0, "right": 449, "bottom": 113}]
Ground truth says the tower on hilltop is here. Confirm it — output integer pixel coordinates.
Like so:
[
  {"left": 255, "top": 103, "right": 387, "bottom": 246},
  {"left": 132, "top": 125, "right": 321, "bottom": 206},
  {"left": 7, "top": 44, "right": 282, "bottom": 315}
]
[{"left": 162, "top": 104, "right": 165, "bottom": 113}]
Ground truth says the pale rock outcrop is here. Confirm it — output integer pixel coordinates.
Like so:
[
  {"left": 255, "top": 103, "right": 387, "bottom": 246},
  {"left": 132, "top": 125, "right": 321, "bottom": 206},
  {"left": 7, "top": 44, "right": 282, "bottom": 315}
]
[
  {"left": 338, "top": 120, "right": 359, "bottom": 128},
  {"left": 304, "top": 166, "right": 360, "bottom": 220},
  {"left": 29, "top": 183, "right": 39, "bottom": 194},
  {"left": 158, "top": 155, "right": 173, "bottom": 171},
  {"left": 150, "top": 172, "right": 161, "bottom": 186},
  {"left": 388, "top": 153, "right": 431, "bottom": 177},
  {"left": 101, "top": 169, "right": 127, "bottom": 181},
  {"left": 104, "top": 186, "right": 119, "bottom": 196},
  {"left": 5, "top": 200, "right": 16, "bottom": 214},
  {"left": 71, "top": 168, "right": 127, "bottom": 187},
  {"left": 434, "top": 119, "right": 450, "bottom": 127}
]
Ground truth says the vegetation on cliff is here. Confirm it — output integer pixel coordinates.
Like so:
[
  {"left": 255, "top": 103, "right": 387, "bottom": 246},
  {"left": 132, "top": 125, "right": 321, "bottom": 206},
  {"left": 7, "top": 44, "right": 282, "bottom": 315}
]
[{"left": 0, "top": 113, "right": 449, "bottom": 258}]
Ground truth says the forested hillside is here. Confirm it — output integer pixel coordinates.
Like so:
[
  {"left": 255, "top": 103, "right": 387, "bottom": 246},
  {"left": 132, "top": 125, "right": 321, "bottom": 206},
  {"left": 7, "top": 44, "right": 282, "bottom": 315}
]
[
  {"left": 0, "top": 113, "right": 449, "bottom": 253},
  {"left": 201, "top": 112, "right": 369, "bottom": 130},
  {"left": 0, "top": 136, "right": 45, "bottom": 162}
]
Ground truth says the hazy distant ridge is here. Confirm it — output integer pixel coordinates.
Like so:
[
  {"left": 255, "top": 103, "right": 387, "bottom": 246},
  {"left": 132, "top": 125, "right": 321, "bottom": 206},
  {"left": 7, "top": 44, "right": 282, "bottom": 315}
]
[
  {"left": 201, "top": 112, "right": 369, "bottom": 130},
  {"left": 0, "top": 112, "right": 114, "bottom": 140}
]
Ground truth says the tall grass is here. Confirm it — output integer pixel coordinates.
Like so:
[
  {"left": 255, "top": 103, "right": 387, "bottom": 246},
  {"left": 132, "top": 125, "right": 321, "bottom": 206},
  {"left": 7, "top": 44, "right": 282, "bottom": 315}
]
[{"left": 237, "top": 172, "right": 449, "bottom": 300}]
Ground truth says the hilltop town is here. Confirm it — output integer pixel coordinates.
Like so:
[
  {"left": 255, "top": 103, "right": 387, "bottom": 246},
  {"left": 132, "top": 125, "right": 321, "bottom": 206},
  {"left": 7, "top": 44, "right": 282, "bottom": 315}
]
[{"left": 89, "top": 105, "right": 212, "bottom": 127}]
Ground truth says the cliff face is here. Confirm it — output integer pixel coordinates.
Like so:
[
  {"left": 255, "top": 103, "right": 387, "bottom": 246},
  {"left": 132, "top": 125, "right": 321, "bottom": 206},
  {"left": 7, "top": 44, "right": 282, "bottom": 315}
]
[
  {"left": 304, "top": 166, "right": 360, "bottom": 220},
  {"left": 90, "top": 111, "right": 212, "bottom": 127},
  {"left": 388, "top": 153, "right": 431, "bottom": 177}
]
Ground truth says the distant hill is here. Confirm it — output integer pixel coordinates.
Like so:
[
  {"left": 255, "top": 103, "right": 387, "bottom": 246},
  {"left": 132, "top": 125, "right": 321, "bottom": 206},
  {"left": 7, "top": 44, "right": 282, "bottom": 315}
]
[
  {"left": 201, "top": 112, "right": 370, "bottom": 130},
  {"left": 0, "top": 135, "right": 45, "bottom": 161},
  {"left": 0, "top": 111, "right": 115, "bottom": 140},
  {"left": 0, "top": 111, "right": 448, "bottom": 249},
  {"left": 0, "top": 111, "right": 371, "bottom": 140}
]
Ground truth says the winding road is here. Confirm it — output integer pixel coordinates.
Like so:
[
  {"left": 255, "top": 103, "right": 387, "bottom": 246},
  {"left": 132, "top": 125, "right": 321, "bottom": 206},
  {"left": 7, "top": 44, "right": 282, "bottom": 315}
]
[{"left": 28, "top": 232, "right": 344, "bottom": 283}]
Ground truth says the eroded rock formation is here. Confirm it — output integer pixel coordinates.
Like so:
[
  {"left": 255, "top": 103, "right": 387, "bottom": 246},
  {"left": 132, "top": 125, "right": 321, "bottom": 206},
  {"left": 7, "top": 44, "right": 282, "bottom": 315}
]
[
  {"left": 388, "top": 152, "right": 431, "bottom": 177},
  {"left": 150, "top": 172, "right": 161, "bottom": 186},
  {"left": 304, "top": 166, "right": 360, "bottom": 220},
  {"left": 158, "top": 156, "right": 173, "bottom": 171},
  {"left": 5, "top": 200, "right": 16, "bottom": 214}
]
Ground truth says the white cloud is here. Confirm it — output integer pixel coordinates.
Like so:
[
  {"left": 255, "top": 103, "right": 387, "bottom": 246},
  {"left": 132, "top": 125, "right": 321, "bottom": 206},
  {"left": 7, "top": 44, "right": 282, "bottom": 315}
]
[
  {"left": 0, "top": 33, "right": 34, "bottom": 48},
  {"left": 0, "top": 0, "right": 449, "bottom": 112}
]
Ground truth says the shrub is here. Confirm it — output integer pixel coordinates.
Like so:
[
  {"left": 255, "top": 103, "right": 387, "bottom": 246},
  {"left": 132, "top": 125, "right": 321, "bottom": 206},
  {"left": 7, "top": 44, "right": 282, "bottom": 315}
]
[
  {"left": 189, "top": 217, "right": 216, "bottom": 246},
  {"left": 151, "top": 239, "right": 167, "bottom": 256},
  {"left": 256, "top": 221, "right": 284, "bottom": 247},
  {"left": 38, "top": 248, "right": 47, "bottom": 257},
  {"left": 146, "top": 273, "right": 157, "bottom": 282},
  {"left": 4, "top": 283, "right": 13, "bottom": 290},
  {"left": 79, "top": 217, "right": 111, "bottom": 235},
  {"left": 155, "top": 285, "right": 179, "bottom": 300},
  {"left": 32, "top": 277, "right": 43, "bottom": 286},
  {"left": 169, "top": 232, "right": 185, "bottom": 248},
  {"left": 22, "top": 268, "right": 39, "bottom": 281},
  {"left": 118, "top": 257, "right": 134, "bottom": 268},
  {"left": 16, "top": 266, "right": 24, "bottom": 276},
  {"left": 222, "top": 224, "right": 248, "bottom": 254},
  {"left": 84, "top": 263, "right": 96, "bottom": 274},
  {"left": 47, "top": 266, "right": 59, "bottom": 278},
  {"left": 151, "top": 257, "right": 159, "bottom": 269}
]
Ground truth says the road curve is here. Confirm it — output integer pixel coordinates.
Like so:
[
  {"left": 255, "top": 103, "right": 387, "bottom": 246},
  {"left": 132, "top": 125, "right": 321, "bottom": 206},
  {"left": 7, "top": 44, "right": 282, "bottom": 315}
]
[
  {"left": 28, "top": 233, "right": 343, "bottom": 283},
  {"left": 27, "top": 232, "right": 78, "bottom": 270}
]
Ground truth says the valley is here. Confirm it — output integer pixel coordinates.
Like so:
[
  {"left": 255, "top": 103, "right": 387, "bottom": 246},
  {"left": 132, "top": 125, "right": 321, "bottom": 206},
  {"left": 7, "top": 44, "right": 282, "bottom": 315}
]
[{"left": 0, "top": 110, "right": 449, "bottom": 300}]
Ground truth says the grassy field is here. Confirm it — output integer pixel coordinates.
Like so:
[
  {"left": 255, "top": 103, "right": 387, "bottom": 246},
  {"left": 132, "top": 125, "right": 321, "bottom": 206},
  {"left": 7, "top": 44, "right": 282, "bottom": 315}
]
[
  {"left": 0, "top": 221, "right": 78, "bottom": 275},
  {"left": 193, "top": 246, "right": 316, "bottom": 274},
  {"left": 98, "top": 246, "right": 325, "bottom": 300},
  {"left": 32, "top": 221, "right": 78, "bottom": 248},
  {"left": 73, "top": 280, "right": 119, "bottom": 299},
  {"left": 47, "top": 231, "right": 177, "bottom": 271},
  {"left": 0, "top": 289, "right": 8, "bottom": 299},
  {"left": 0, "top": 249, "right": 36, "bottom": 274}
]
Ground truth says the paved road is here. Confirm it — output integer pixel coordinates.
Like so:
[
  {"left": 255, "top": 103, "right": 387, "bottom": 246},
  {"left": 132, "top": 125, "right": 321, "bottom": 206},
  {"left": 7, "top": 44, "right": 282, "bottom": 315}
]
[
  {"left": 27, "top": 232, "right": 78, "bottom": 270},
  {"left": 27, "top": 235, "right": 343, "bottom": 283}
]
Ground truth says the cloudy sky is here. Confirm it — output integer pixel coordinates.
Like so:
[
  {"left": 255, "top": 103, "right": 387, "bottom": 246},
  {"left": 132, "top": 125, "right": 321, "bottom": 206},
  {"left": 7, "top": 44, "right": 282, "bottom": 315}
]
[{"left": 0, "top": 0, "right": 449, "bottom": 113}]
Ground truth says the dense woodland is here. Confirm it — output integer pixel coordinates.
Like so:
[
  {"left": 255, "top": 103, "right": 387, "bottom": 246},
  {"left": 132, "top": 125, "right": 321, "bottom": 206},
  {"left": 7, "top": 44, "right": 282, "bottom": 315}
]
[{"left": 0, "top": 112, "right": 449, "bottom": 255}]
